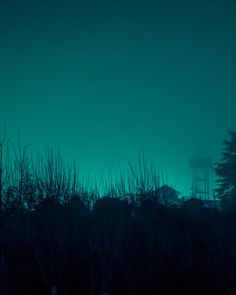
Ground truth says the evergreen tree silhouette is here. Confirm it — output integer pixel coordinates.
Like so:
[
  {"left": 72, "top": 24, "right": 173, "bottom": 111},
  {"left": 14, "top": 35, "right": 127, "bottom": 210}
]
[{"left": 215, "top": 130, "right": 236, "bottom": 208}]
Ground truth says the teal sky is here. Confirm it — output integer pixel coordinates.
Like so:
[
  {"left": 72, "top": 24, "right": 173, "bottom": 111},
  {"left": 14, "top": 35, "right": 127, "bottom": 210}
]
[{"left": 0, "top": 0, "right": 236, "bottom": 195}]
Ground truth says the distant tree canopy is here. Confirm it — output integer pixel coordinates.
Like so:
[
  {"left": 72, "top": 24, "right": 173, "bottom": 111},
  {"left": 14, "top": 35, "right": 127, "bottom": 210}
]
[{"left": 215, "top": 130, "right": 236, "bottom": 208}]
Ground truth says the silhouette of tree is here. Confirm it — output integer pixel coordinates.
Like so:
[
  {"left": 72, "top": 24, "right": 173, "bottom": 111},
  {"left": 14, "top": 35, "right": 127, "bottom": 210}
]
[
  {"left": 0, "top": 125, "right": 6, "bottom": 210},
  {"left": 1, "top": 128, "right": 236, "bottom": 294},
  {"left": 215, "top": 130, "right": 236, "bottom": 208}
]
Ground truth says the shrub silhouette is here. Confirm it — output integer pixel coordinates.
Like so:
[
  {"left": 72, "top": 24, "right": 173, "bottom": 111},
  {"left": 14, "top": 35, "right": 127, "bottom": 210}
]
[{"left": 0, "top": 133, "right": 235, "bottom": 294}]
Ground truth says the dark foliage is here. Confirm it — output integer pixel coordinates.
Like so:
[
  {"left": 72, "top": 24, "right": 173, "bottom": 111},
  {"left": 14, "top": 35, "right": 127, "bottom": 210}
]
[
  {"left": 215, "top": 130, "right": 236, "bottom": 209},
  {"left": 0, "top": 132, "right": 235, "bottom": 294},
  {"left": 0, "top": 195, "right": 236, "bottom": 295}
]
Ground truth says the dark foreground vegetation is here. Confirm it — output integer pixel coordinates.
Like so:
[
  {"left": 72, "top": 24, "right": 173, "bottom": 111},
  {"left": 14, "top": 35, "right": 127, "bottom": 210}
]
[
  {"left": 0, "top": 130, "right": 236, "bottom": 294},
  {"left": 1, "top": 196, "right": 236, "bottom": 295}
]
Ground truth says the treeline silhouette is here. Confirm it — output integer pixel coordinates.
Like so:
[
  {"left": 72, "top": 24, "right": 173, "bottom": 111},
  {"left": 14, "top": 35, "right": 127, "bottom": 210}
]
[
  {"left": 1, "top": 196, "right": 236, "bottom": 295},
  {"left": 0, "top": 131, "right": 236, "bottom": 294}
]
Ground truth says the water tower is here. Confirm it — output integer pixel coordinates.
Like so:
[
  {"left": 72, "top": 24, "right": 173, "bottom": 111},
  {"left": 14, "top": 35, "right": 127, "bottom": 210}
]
[{"left": 189, "top": 157, "right": 212, "bottom": 200}]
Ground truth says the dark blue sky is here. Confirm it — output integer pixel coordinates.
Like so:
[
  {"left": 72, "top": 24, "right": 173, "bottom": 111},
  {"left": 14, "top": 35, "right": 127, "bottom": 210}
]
[{"left": 0, "top": 0, "right": 236, "bottom": 194}]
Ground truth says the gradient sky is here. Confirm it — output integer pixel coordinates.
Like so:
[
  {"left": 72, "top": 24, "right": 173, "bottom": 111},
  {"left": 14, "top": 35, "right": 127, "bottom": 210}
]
[{"left": 0, "top": 0, "right": 236, "bottom": 195}]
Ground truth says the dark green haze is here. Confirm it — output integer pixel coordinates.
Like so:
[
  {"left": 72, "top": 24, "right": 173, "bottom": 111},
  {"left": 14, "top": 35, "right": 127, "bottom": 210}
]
[{"left": 1, "top": 0, "right": 236, "bottom": 194}]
